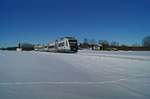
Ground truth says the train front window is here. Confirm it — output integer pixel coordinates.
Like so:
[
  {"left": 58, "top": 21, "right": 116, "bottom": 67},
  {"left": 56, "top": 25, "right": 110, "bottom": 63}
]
[{"left": 69, "top": 40, "right": 77, "bottom": 46}]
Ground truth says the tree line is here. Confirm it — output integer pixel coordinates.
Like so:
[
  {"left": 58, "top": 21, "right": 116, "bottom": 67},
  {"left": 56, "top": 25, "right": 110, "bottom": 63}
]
[
  {"left": 0, "top": 43, "right": 34, "bottom": 51},
  {"left": 79, "top": 36, "right": 150, "bottom": 51}
]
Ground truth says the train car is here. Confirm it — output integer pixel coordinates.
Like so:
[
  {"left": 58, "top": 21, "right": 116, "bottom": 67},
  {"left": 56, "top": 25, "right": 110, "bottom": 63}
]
[
  {"left": 34, "top": 44, "right": 49, "bottom": 52},
  {"left": 48, "top": 43, "right": 56, "bottom": 52},
  {"left": 48, "top": 37, "right": 78, "bottom": 53}
]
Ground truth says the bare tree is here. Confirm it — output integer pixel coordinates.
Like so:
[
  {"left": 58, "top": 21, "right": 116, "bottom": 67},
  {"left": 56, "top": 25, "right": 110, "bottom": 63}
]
[
  {"left": 111, "top": 41, "right": 119, "bottom": 47},
  {"left": 83, "top": 38, "right": 88, "bottom": 45},
  {"left": 143, "top": 36, "right": 150, "bottom": 47},
  {"left": 98, "top": 40, "right": 109, "bottom": 50},
  {"left": 91, "top": 38, "right": 97, "bottom": 45}
]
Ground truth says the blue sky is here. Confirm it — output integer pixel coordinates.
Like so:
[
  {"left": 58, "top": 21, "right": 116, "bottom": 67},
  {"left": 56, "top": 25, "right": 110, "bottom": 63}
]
[{"left": 0, "top": 0, "right": 150, "bottom": 47}]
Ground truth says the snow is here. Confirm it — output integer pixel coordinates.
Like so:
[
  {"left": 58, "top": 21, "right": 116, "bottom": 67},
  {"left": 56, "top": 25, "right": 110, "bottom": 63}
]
[{"left": 0, "top": 50, "right": 150, "bottom": 99}]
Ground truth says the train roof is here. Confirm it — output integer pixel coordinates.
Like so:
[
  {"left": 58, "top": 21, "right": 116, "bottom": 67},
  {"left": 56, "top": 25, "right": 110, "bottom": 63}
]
[{"left": 60, "top": 37, "right": 76, "bottom": 40}]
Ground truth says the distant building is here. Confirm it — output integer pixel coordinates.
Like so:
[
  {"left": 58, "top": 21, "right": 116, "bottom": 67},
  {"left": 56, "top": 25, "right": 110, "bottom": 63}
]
[
  {"left": 16, "top": 48, "right": 22, "bottom": 51},
  {"left": 92, "top": 44, "right": 101, "bottom": 50}
]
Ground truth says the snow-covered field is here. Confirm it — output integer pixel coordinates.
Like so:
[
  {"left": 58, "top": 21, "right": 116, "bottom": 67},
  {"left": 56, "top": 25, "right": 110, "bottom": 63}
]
[{"left": 0, "top": 50, "right": 150, "bottom": 99}]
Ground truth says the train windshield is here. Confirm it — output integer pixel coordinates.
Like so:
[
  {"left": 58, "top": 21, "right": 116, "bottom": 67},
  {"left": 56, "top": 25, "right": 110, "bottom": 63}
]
[{"left": 68, "top": 40, "right": 78, "bottom": 46}]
